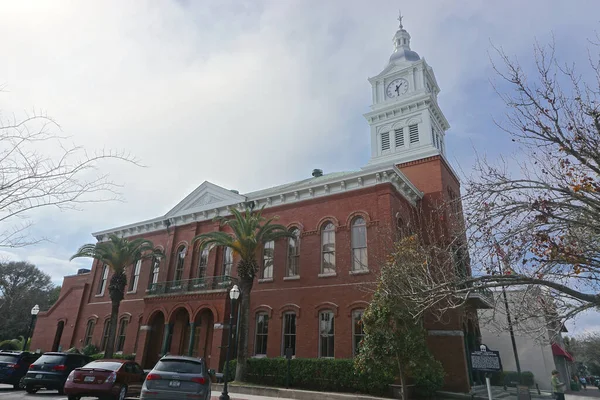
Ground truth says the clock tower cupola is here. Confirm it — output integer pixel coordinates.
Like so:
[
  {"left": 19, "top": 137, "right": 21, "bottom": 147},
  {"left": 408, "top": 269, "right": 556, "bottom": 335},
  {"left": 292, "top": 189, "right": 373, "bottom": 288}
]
[{"left": 364, "top": 12, "right": 450, "bottom": 167}]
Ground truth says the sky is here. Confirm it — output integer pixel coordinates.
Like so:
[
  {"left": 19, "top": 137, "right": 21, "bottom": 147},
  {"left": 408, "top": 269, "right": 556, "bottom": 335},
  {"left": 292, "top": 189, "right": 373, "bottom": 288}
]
[{"left": 0, "top": 0, "right": 599, "bottom": 335}]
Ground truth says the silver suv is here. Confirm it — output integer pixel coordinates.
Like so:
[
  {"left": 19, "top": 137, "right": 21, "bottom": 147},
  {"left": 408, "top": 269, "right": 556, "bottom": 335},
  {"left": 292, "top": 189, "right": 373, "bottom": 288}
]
[{"left": 140, "top": 356, "right": 211, "bottom": 400}]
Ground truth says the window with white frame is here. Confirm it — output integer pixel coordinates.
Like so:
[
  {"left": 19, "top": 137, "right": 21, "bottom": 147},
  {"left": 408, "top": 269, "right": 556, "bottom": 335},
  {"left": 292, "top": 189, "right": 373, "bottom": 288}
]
[
  {"left": 381, "top": 131, "right": 390, "bottom": 151},
  {"left": 84, "top": 320, "right": 95, "bottom": 346},
  {"left": 197, "top": 248, "right": 209, "bottom": 279},
  {"left": 319, "top": 310, "right": 335, "bottom": 358},
  {"left": 223, "top": 247, "right": 233, "bottom": 276},
  {"left": 97, "top": 264, "right": 109, "bottom": 296},
  {"left": 352, "top": 310, "right": 365, "bottom": 356},
  {"left": 282, "top": 313, "right": 296, "bottom": 356},
  {"left": 395, "top": 128, "right": 404, "bottom": 147},
  {"left": 286, "top": 228, "right": 300, "bottom": 277},
  {"left": 149, "top": 256, "right": 160, "bottom": 289},
  {"left": 116, "top": 318, "right": 128, "bottom": 352},
  {"left": 174, "top": 246, "right": 186, "bottom": 282},
  {"left": 128, "top": 259, "right": 141, "bottom": 292},
  {"left": 351, "top": 217, "right": 368, "bottom": 272},
  {"left": 321, "top": 223, "right": 336, "bottom": 275},
  {"left": 254, "top": 312, "right": 269, "bottom": 355},
  {"left": 261, "top": 241, "right": 274, "bottom": 279},
  {"left": 409, "top": 124, "right": 419, "bottom": 143}
]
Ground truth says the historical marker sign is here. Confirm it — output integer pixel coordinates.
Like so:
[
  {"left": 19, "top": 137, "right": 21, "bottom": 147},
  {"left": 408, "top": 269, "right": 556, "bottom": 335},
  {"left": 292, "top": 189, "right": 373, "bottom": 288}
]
[{"left": 470, "top": 344, "right": 502, "bottom": 373}]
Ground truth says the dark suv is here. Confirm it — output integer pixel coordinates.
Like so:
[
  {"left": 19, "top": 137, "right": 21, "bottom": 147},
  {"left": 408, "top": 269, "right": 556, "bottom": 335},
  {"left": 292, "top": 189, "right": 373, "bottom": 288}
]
[
  {"left": 23, "top": 352, "right": 92, "bottom": 394},
  {"left": 0, "top": 351, "right": 41, "bottom": 389}
]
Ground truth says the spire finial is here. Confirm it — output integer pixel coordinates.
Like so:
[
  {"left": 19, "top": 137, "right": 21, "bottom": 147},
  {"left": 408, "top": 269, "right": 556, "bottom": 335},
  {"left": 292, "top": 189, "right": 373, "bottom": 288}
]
[{"left": 397, "top": 10, "right": 404, "bottom": 29}]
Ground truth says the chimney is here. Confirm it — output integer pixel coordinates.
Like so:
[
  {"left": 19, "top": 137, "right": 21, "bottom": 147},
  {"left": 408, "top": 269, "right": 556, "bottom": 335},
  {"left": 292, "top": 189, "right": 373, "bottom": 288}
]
[{"left": 312, "top": 169, "right": 323, "bottom": 177}]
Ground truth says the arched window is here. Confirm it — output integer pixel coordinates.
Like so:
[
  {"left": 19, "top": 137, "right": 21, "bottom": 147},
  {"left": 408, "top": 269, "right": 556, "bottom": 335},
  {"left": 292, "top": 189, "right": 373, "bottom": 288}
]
[
  {"left": 197, "top": 248, "right": 209, "bottom": 279},
  {"left": 148, "top": 256, "right": 160, "bottom": 289},
  {"left": 222, "top": 247, "right": 233, "bottom": 276},
  {"left": 116, "top": 318, "right": 128, "bottom": 352},
  {"left": 254, "top": 312, "right": 269, "bottom": 356},
  {"left": 174, "top": 246, "right": 186, "bottom": 282},
  {"left": 261, "top": 241, "right": 274, "bottom": 279},
  {"left": 319, "top": 310, "right": 335, "bottom": 358},
  {"left": 84, "top": 320, "right": 95, "bottom": 346},
  {"left": 97, "top": 264, "right": 109, "bottom": 296},
  {"left": 321, "top": 222, "right": 336, "bottom": 275},
  {"left": 286, "top": 228, "right": 300, "bottom": 277},
  {"left": 351, "top": 217, "right": 368, "bottom": 272},
  {"left": 282, "top": 312, "right": 296, "bottom": 356},
  {"left": 100, "top": 319, "right": 111, "bottom": 351},
  {"left": 128, "top": 259, "right": 142, "bottom": 292},
  {"left": 352, "top": 310, "right": 365, "bottom": 356}
]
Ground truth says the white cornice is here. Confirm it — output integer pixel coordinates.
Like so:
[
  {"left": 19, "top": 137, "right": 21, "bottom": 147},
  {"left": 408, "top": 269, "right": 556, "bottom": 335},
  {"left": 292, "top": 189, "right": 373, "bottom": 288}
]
[{"left": 91, "top": 165, "right": 423, "bottom": 240}]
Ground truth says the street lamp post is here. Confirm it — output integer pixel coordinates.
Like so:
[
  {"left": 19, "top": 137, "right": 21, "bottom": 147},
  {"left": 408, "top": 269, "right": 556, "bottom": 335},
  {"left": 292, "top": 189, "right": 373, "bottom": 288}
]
[
  {"left": 220, "top": 284, "right": 240, "bottom": 400},
  {"left": 23, "top": 305, "right": 40, "bottom": 351}
]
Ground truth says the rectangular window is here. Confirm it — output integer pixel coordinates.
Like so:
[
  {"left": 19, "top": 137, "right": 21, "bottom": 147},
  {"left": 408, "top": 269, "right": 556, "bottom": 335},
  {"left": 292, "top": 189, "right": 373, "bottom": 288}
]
[
  {"left": 149, "top": 257, "right": 160, "bottom": 289},
  {"left": 254, "top": 313, "right": 269, "bottom": 355},
  {"left": 261, "top": 241, "right": 274, "bottom": 279},
  {"left": 321, "top": 223, "right": 336, "bottom": 275},
  {"left": 84, "top": 320, "right": 95, "bottom": 347},
  {"left": 319, "top": 311, "right": 335, "bottom": 358},
  {"left": 351, "top": 217, "right": 368, "bottom": 272},
  {"left": 116, "top": 319, "right": 128, "bottom": 352},
  {"left": 100, "top": 320, "right": 110, "bottom": 351},
  {"left": 381, "top": 132, "right": 390, "bottom": 151},
  {"left": 282, "top": 313, "right": 296, "bottom": 356},
  {"left": 223, "top": 247, "right": 233, "bottom": 276},
  {"left": 97, "top": 265, "right": 109, "bottom": 296},
  {"left": 286, "top": 229, "right": 300, "bottom": 277},
  {"left": 409, "top": 124, "right": 419, "bottom": 143},
  {"left": 395, "top": 128, "right": 404, "bottom": 147},
  {"left": 352, "top": 310, "right": 365, "bottom": 356},
  {"left": 129, "top": 260, "right": 141, "bottom": 292},
  {"left": 197, "top": 249, "right": 209, "bottom": 279}
]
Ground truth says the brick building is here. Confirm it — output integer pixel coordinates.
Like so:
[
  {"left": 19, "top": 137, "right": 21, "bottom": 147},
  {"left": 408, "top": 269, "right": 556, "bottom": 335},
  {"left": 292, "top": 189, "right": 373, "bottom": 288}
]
[{"left": 30, "top": 17, "right": 489, "bottom": 392}]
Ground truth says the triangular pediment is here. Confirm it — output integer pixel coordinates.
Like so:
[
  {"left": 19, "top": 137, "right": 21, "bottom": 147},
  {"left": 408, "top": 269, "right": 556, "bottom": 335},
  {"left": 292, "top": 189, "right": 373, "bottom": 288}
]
[{"left": 165, "top": 181, "right": 247, "bottom": 217}]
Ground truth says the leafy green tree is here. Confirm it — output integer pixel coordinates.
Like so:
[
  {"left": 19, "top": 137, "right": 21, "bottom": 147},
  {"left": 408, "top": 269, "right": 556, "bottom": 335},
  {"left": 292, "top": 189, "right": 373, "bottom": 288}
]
[
  {"left": 0, "top": 261, "right": 56, "bottom": 341},
  {"left": 193, "top": 206, "right": 293, "bottom": 381},
  {"left": 71, "top": 234, "right": 163, "bottom": 358},
  {"left": 355, "top": 235, "right": 445, "bottom": 400}
]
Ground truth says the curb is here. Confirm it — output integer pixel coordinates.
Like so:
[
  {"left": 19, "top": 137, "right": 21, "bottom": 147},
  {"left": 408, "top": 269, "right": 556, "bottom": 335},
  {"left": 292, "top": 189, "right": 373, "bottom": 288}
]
[{"left": 212, "top": 383, "right": 390, "bottom": 400}]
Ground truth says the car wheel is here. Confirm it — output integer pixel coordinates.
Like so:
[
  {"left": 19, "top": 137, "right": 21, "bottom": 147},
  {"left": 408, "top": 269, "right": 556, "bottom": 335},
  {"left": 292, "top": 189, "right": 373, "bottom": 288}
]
[
  {"left": 18, "top": 377, "right": 26, "bottom": 390},
  {"left": 25, "top": 385, "right": 38, "bottom": 394},
  {"left": 117, "top": 385, "right": 127, "bottom": 400},
  {"left": 57, "top": 387, "right": 65, "bottom": 395}
]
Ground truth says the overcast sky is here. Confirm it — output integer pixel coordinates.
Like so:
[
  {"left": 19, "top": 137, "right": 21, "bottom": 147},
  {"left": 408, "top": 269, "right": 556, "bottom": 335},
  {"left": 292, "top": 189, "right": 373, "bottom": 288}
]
[{"left": 1, "top": 0, "right": 599, "bottom": 335}]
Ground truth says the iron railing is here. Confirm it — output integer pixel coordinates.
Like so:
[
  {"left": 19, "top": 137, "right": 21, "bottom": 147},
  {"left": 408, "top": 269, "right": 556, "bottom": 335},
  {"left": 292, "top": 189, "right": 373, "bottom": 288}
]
[{"left": 147, "top": 275, "right": 236, "bottom": 296}]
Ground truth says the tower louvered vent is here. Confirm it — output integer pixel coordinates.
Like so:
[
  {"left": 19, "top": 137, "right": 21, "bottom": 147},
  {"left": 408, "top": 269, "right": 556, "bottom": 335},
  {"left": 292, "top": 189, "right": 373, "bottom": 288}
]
[
  {"left": 381, "top": 132, "right": 390, "bottom": 151},
  {"left": 409, "top": 124, "right": 419, "bottom": 143},
  {"left": 395, "top": 128, "right": 404, "bottom": 147}
]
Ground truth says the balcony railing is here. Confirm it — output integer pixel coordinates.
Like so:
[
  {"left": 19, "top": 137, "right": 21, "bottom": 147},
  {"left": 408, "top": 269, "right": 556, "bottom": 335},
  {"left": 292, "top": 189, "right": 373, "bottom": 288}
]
[
  {"left": 466, "top": 286, "right": 495, "bottom": 309},
  {"left": 147, "top": 275, "right": 237, "bottom": 296}
]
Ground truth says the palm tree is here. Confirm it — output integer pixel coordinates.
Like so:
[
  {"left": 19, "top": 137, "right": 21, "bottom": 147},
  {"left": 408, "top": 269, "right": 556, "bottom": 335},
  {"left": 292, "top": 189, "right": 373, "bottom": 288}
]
[
  {"left": 71, "top": 234, "right": 163, "bottom": 358},
  {"left": 193, "top": 205, "right": 293, "bottom": 381}
]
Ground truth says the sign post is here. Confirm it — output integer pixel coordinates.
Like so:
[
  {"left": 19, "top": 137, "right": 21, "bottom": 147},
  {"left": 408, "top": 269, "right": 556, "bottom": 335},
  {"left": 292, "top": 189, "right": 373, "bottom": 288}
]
[{"left": 470, "top": 344, "right": 503, "bottom": 400}]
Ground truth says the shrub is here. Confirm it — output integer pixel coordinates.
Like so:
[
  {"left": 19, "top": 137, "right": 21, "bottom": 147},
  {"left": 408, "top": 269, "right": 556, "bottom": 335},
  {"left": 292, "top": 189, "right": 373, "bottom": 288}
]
[
  {"left": 227, "top": 358, "right": 393, "bottom": 396},
  {"left": 90, "top": 352, "right": 135, "bottom": 361},
  {"left": 0, "top": 339, "right": 19, "bottom": 350},
  {"left": 82, "top": 344, "right": 99, "bottom": 356},
  {"left": 410, "top": 357, "right": 445, "bottom": 398}
]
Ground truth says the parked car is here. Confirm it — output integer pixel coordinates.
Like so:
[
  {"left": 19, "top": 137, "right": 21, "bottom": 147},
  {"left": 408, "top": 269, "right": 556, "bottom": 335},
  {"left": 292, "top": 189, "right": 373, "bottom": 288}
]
[
  {"left": 22, "top": 352, "right": 92, "bottom": 394},
  {"left": 0, "top": 351, "right": 41, "bottom": 389},
  {"left": 63, "top": 359, "right": 146, "bottom": 400},
  {"left": 140, "top": 355, "right": 211, "bottom": 400}
]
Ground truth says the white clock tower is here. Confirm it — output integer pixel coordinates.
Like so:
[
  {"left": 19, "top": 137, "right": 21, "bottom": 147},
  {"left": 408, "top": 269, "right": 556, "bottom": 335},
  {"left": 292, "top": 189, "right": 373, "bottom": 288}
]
[{"left": 364, "top": 13, "right": 450, "bottom": 167}]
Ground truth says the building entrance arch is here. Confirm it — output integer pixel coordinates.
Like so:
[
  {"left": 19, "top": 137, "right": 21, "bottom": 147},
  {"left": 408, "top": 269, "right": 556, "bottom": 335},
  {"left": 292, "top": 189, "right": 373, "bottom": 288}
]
[
  {"left": 190, "top": 309, "right": 215, "bottom": 366},
  {"left": 51, "top": 321, "right": 65, "bottom": 351},
  {"left": 143, "top": 311, "right": 165, "bottom": 369}
]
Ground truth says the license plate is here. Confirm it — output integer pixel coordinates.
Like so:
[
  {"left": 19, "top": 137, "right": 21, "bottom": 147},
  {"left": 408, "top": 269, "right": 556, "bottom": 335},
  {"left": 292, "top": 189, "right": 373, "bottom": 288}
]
[
  {"left": 169, "top": 380, "right": 180, "bottom": 388},
  {"left": 35, "top": 374, "right": 42, "bottom": 379},
  {"left": 84, "top": 376, "right": 95, "bottom": 382}
]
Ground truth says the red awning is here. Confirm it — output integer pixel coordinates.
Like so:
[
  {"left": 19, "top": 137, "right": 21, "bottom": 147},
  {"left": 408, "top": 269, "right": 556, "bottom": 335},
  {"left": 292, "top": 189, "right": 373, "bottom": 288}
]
[{"left": 552, "top": 343, "right": 574, "bottom": 362}]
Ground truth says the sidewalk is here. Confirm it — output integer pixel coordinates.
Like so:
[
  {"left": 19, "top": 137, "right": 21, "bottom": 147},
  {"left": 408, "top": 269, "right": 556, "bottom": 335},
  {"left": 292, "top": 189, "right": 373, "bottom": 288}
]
[{"left": 212, "top": 383, "right": 389, "bottom": 400}]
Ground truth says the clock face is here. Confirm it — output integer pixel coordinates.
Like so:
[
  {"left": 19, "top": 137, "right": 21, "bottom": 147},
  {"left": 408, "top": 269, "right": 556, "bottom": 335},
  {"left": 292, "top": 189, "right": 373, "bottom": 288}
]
[{"left": 386, "top": 78, "right": 409, "bottom": 98}]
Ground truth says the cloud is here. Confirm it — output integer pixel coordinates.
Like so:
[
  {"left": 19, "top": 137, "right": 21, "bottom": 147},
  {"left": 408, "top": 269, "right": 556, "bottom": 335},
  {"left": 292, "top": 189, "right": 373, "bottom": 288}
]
[{"left": 0, "top": 0, "right": 599, "bottom": 330}]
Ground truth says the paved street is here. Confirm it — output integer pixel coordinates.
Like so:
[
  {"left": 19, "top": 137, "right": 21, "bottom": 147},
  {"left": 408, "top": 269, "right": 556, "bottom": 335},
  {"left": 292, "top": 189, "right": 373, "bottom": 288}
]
[{"left": 0, "top": 385, "right": 277, "bottom": 400}]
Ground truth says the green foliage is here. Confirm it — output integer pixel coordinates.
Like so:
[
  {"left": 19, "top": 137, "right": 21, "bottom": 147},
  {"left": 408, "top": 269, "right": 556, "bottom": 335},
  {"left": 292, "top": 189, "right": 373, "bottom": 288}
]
[
  {"left": 65, "top": 347, "right": 81, "bottom": 354},
  {"left": 90, "top": 352, "right": 135, "bottom": 361},
  {"left": 490, "top": 371, "right": 535, "bottom": 387},
  {"left": 411, "top": 357, "right": 445, "bottom": 398},
  {"left": 81, "top": 344, "right": 99, "bottom": 356},
  {"left": 0, "top": 339, "right": 20, "bottom": 350},
  {"left": 227, "top": 358, "right": 393, "bottom": 396}
]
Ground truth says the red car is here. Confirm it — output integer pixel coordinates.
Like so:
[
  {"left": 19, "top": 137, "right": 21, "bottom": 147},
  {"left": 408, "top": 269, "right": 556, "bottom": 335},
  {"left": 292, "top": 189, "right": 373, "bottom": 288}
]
[{"left": 63, "top": 359, "right": 146, "bottom": 400}]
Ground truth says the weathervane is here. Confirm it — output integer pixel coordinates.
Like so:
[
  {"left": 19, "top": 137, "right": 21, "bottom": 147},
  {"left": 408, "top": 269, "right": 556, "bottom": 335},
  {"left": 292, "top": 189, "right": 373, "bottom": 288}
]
[{"left": 397, "top": 10, "right": 404, "bottom": 29}]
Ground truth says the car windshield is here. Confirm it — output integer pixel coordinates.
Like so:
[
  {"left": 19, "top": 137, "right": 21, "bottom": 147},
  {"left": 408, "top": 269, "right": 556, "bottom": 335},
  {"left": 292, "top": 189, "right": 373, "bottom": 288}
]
[
  {"left": 81, "top": 361, "right": 122, "bottom": 371},
  {"left": 0, "top": 355, "right": 19, "bottom": 363},
  {"left": 154, "top": 360, "right": 203, "bottom": 374},
  {"left": 34, "top": 355, "right": 65, "bottom": 364}
]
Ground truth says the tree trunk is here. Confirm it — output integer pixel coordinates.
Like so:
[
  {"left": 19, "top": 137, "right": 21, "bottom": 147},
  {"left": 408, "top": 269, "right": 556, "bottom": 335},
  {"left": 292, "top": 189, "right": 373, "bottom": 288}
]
[
  {"left": 396, "top": 352, "right": 408, "bottom": 400},
  {"left": 105, "top": 272, "right": 126, "bottom": 359},
  {"left": 234, "top": 277, "right": 253, "bottom": 382}
]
